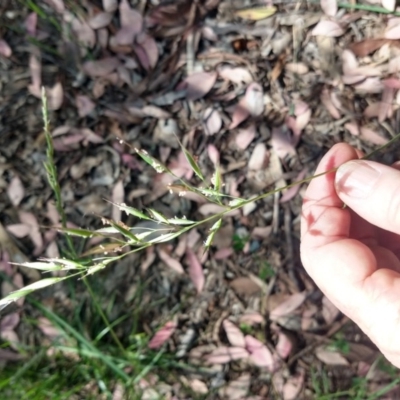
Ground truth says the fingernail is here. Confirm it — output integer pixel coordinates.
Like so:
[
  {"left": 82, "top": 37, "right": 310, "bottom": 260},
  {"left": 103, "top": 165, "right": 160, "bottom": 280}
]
[{"left": 335, "top": 161, "right": 381, "bottom": 198}]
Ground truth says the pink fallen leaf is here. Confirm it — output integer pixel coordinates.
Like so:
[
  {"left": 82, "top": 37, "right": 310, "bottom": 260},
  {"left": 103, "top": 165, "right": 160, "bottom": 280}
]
[
  {"left": 88, "top": 12, "right": 113, "bottom": 29},
  {"left": 344, "top": 121, "right": 360, "bottom": 136},
  {"left": 206, "top": 346, "right": 249, "bottom": 364},
  {"left": 203, "top": 107, "right": 222, "bottom": 136},
  {"left": 141, "top": 105, "right": 170, "bottom": 119},
  {"left": 251, "top": 226, "right": 272, "bottom": 239},
  {"left": 384, "top": 77, "right": 400, "bottom": 90},
  {"left": 270, "top": 292, "right": 307, "bottom": 320},
  {"left": 18, "top": 211, "right": 43, "bottom": 254},
  {"left": 80, "top": 128, "right": 104, "bottom": 144},
  {"left": 218, "top": 66, "right": 253, "bottom": 84},
  {"left": 7, "top": 176, "right": 24, "bottom": 206},
  {"left": 76, "top": 95, "right": 96, "bottom": 117},
  {"left": 43, "top": 0, "right": 65, "bottom": 13},
  {"left": 379, "top": 86, "right": 395, "bottom": 122},
  {"left": 295, "top": 108, "right": 311, "bottom": 134},
  {"left": 83, "top": 57, "right": 120, "bottom": 77},
  {"left": 354, "top": 77, "right": 384, "bottom": 93},
  {"left": 245, "top": 335, "right": 275, "bottom": 370},
  {"left": 28, "top": 53, "right": 41, "bottom": 98},
  {"left": 312, "top": 20, "right": 344, "bottom": 37},
  {"left": 207, "top": 144, "right": 220, "bottom": 166},
  {"left": 0, "top": 39, "right": 12, "bottom": 57},
  {"left": 112, "top": 181, "right": 124, "bottom": 222},
  {"left": 181, "top": 71, "right": 217, "bottom": 101},
  {"left": 223, "top": 320, "right": 245, "bottom": 347},
  {"left": 229, "top": 104, "right": 250, "bottom": 129},
  {"left": 271, "top": 127, "right": 296, "bottom": 159},
  {"left": 38, "top": 317, "right": 63, "bottom": 339},
  {"left": 248, "top": 143, "right": 267, "bottom": 170},
  {"left": 280, "top": 168, "right": 307, "bottom": 203},
  {"left": 236, "top": 123, "right": 256, "bottom": 150},
  {"left": 322, "top": 296, "right": 340, "bottom": 324},
  {"left": 158, "top": 249, "right": 184, "bottom": 274},
  {"left": 65, "top": 12, "right": 96, "bottom": 48},
  {"left": 275, "top": 331, "right": 293, "bottom": 359},
  {"left": 103, "top": 0, "right": 118, "bottom": 12},
  {"left": 222, "top": 374, "right": 251, "bottom": 400},
  {"left": 186, "top": 248, "right": 204, "bottom": 294},
  {"left": 320, "top": 0, "right": 337, "bottom": 17},
  {"left": 214, "top": 247, "right": 233, "bottom": 260},
  {"left": 0, "top": 313, "right": 20, "bottom": 331},
  {"left": 239, "top": 312, "right": 264, "bottom": 325},
  {"left": 24, "top": 12, "right": 37, "bottom": 36},
  {"left": 148, "top": 321, "right": 176, "bottom": 349},
  {"left": 360, "top": 126, "right": 388, "bottom": 145},
  {"left": 242, "top": 82, "right": 264, "bottom": 117},
  {"left": 46, "top": 241, "right": 59, "bottom": 258},
  {"left": 321, "top": 88, "right": 341, "bottom": 119},
  {"left": 6, "top": 224, "right": 31, "bottom": 238},
  {"left": 315, "top": 346, "right": 349, "bottom": 365},
  {"left": 282, "top": 370, "right": 305, "bottom": 400},
  {"left": 46, "top": 82, "right": 63, "bottom": 110},
  {"left": 120, "top": 0, "right": 143, "bottom": 32},
  {"left": 136, "top": 33, "right": 158, "bottom": 69}
]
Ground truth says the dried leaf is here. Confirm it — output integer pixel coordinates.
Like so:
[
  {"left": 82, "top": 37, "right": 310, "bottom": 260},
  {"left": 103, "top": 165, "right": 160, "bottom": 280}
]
[
  {"left": 0, "top": 313, "right": 20, "bottom": 331},
  {"left": 321, "top": 88, "right": 341, "bottom": 119},
  {"left": 206, "top": 346, "right": 249, "bottom": 364},
  {"left": 102, "top": 0, "right": 118, "bottom": 12},
  {"left": 236, "top": 123, "right": 256, "bottom": 150},
  {"left": 6, "top": 224, "right": 30, "bottom": 238},
  {"left": 24, "top": 12, "right": 37, "bottom": 36},
  {"left": 385, "top": 21, "right": 400, "bottom": 39},
  {"left": 186, "top": 248, "right": 204, "bottom": 294},
  {"left": 230, "top": 277, "right": 261, "bottom": 295},
  {"left": 182, "top": 72, "right": 217, "bottom": 101},
  {"left": 235, "top": 6, "right": 277, "bottom": 21},
  {"left": 248, "top": 143, "right": 267, "bottom": 170},
  {"left": 136, "top": 33, "right": 158, "bottom": 69},
  {"left": 320, "top": 0, "right": 337, "bottom": 17},
  {"left": 239, "top": 312, "right": 264, "bottom": 325},
  {"left": 275, "top": 331, "right": 293, "bottom": 359},
  {"left": 7, "top": 176, "right": 24, "bottom": 206},
  {"left": 245, "top": 335, "right": 275, "bottom": 369},
  {"left": 312, "top": 20, "right": 344, "bottom": 37},
  {"left": 243, "top": 82, "right": 264, "bottom": 117},
  {"left": 214, "top": 247, "right": 233, "bottom": 260},
  {"left": 38, "top": 317, "right": 63, "bottom": 339},
  {"left": 379, "top": 86, "right": 395, "bottom": 122},
  {"left": 46, "top": 82, "right": 63, "bottom": 110},
  {"left": 0, "top": 40, "right": 12, "bottom": 57},
  {"left": 349, "top": 39, "right": 391, "bottom": 57},
  {"left": 207, "top": 144, "right": 219, "bottom": 165},
  {"left": 271, "top": 127, "right": 296, "bottom": 159},
  {"left": 148, "top": 321, "right": 176, "bottom": 349},
  {"left": 76, "top": 95, "right": 95, "bottom": 117},
  {"left": 285, "top": 62, "right": 309, "bottom": 74},
  {"left": 360, "top": 126, "right": 389, "bottom": 145},
  {"left": 18, "top": 211, "right": 43, "bottom": 254},
  {"left": 112, "top": 181, "right": 124, "bottom": 222},
  {"left": 88, "top": 12, "right": 113, "bottom": 29},
  {"left": 270, "top": 292, "right": 307, "bottom": 320},
  {"left": 203, "top": 108, "right": 222, "bottom": 136},
  {"left": 218, "top": 66, "right": 253, "bottom": 84},
  {"left": 120, "top": 0, "right": 143, "bottom": 33},
  {"left": 221, "top": 374, "right": 251, "bottom": 400},
  {"left": 280, "top": 168, "right": 307, "bottom": 203},
  {"left": 282, "top": 370, "right": 305, "bottom": 400},
  {"left": 315, "top": 346, "right": 349, "bottom": 365},
  {"left": 158, "top": 248, "right": 184, "bottom": 274},
  {"left": 83, "top": 57, "right": 120, "bottom": 77},
  {"left": 223, "top": 320, "right": 246, "bottom": 347}
]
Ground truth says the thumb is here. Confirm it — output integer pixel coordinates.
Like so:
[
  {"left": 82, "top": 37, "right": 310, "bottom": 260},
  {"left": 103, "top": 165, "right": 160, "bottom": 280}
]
[{"left": 335, "top": 160, "right": 400, "bottom": 234}]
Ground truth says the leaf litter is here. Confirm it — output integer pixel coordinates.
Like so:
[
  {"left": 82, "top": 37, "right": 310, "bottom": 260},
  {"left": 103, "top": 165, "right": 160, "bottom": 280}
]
[{"left": 0, "top": 0, "right": 398, "bottom": 397}]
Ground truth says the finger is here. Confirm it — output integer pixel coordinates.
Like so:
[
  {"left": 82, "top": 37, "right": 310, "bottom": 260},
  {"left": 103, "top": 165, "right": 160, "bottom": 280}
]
[{"left": 335, "top": 161, "right": 400, "bottom": 235}]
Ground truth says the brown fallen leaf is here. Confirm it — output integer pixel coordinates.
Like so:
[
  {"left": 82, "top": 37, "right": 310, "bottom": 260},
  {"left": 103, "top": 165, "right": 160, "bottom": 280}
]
[
  {"left": 348, "top": 39, "right": 392, "bottom": 57},
  {"left": 230, "top": 277, "right": 262, "bottom": 295},
  {"left": 88, "top": 12, "right": 113, "bottom": 30},
  {"left": 234, "top": 6, "right": 277, "bottom": 21},
  {"left": 180, "top": 71, "right": 217, "bottom": 101}
]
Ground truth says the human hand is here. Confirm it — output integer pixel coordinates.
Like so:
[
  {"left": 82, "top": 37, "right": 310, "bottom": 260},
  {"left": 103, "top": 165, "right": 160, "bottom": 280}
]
[{"left": 301, "top": 142, "right": 400, "bottom": 368}]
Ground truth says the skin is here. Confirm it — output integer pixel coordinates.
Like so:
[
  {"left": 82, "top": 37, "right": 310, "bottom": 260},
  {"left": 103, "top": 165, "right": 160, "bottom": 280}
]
[{"left": 300, "top": 143, "right": 400, "bottom": 368}]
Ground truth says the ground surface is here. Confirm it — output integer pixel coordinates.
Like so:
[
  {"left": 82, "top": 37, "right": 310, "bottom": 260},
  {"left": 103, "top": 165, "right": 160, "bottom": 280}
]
[{"left": 1, "top": 0, "right": 400, "bottom": 399}]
